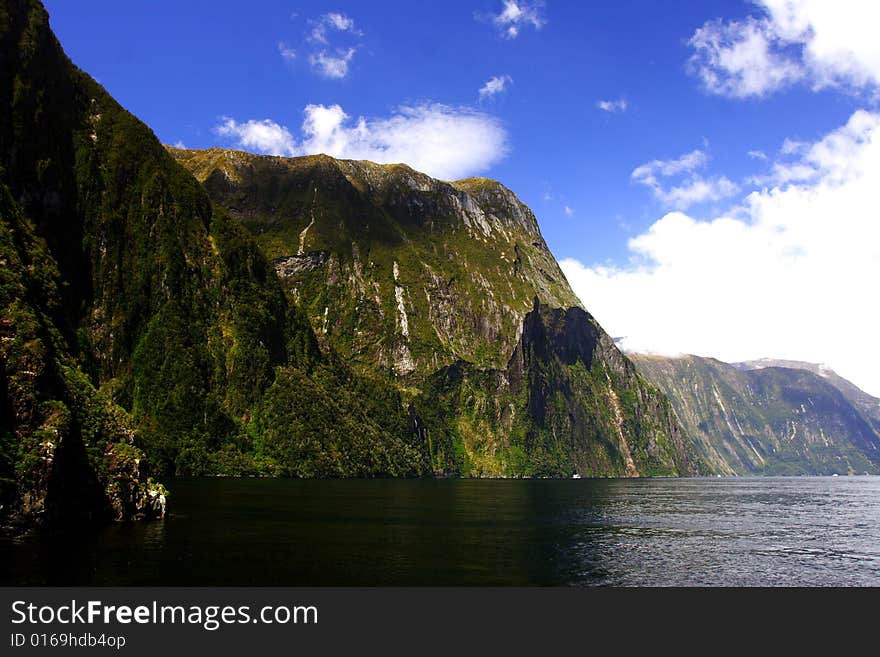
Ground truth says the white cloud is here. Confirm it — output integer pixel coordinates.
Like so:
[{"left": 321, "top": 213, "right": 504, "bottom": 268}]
[
  {"left": 596, "top": 98, "right": 628, "bottom": 113},
  {"left": 560, "top": 110, "right": 880, "bottom": 397},
  {"left": 479, "top": 75, "right": 513, "bottom": 100},
  {"left": 309, "top": 12, "right": 359, "bottom": 45},
  {"left": 748, "top": 161, "right": 816, "bottom": 187},
  {"left": 278, "top": 41, "right": 297, "bottom": 62},
  {"left": 658, "top": 176, "right": 739, "bottom": 209},
  {"left": 290, "top": 12, "right": 361, "bottom": 79},
  {"left": 748, "top": 150, "right": 768, "bottom": 160},
  {"left": 490, "top": 1, "right": 545, "bottom": 39},
  {"left": 688, "top": 1, "right": 880, "bottom": 98},
  {"left": 173, "top": 140, "right": 187, "bottom": 149},
  {"left": 215, "top": 117, "right": 296, "bottom": 156},
  {"left": 763, "top": 0, "right": 880, "bottom": 89},
  {"left": 781, "top": 138, "right": 808, "bottom": 155},
  {"left": 688, "top": 17, "right": 803, "bottom": 98},
  {"left": 309, "top": 48, "right": 356, "bottom": 79},
  {"left": 215, "top": 104, "right": 508, "bottom": 181},
  {"left": 631, "top": 149, "right": 739, "bottom": 209},
  {"left": 326, "top": 13, "right": 355, "bottom": 31},
  {"left": 563, "top": 205, "right": 574, "bottom": 217},
  {"left": 632, "top": 149, "right": 707, "bottom": 182}
]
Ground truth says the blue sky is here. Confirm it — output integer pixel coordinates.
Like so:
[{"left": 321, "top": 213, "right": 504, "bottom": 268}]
[{"left": 44, "top": 1, "right": 880, "bottom": 395}]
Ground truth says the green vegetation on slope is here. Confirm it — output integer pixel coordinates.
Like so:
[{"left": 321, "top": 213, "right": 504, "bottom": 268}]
[
  {"left": 632, "top": 354, "right": 880, "bottom": 475},
  {"left": 169, "top": 148, "right": 581, "bottom": 377},
  {"left": 0, "top": 180, "right": 166, "bottom": 524},
  {"left": 2, "top": 0, "right": 705, "bottom": 531},
  {"left": 736, "top": 359, "right": 880, "bottom": 435},
  {"left": 0, "top": 0, "right": 430, "bottom": 526},
  {"left": 173, "top": 147, "right": 698, "bottom": 478},
  {"left": 411, "top": 302, "right": 699, "bottom": 478}
]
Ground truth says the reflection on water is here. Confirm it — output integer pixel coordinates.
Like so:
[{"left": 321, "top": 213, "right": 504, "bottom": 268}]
[{"left": 2, "top": 477, "right": 880, "bottom": 586}]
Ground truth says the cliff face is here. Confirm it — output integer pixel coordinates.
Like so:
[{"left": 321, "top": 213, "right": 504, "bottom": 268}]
[
  {"left": 632, "top": 354, "right": 880, "bottom": 475},
  {"left": 1, "top": 0, "right": 433, "bottom": 528},
  {"left": 0, "top": 0, "right": 173, "bottom": 525},
  {"left": 415, "top": 303, "right": 698, "bottom": 477},
  {"left": 170, "top": 148, "right": 580, "bottom": 377},
  {"left": 173, "top": 148, "right": 694, "bottom": 478},
  {"left": 735, "top": 359, "right": 880, "bottom": 435}
]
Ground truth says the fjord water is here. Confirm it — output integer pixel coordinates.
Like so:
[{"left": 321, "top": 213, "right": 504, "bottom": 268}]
[{"left": 3, "top": 477, "right": 879, "bottom": 586}]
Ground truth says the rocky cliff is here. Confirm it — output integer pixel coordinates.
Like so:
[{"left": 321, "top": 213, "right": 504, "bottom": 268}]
[
  {"left": 0, "top": 0, "right": 169, "bottom": 524},
  {"left": 415, "top": 302, "right": 697, "bottom": 477},
  {"left": 170, "top": 148, "right": 580, "bottom": 378},
  {"left": 171, "top": 149, "right": 696, "bottom": 477},
  {"left": 735, "top": 359, "right": 880, "bottom": 435},
  {"left": 631, "top": 354, "right": 880, "bottom": 475}
]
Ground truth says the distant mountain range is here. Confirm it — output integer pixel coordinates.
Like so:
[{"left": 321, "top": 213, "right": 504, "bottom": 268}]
[
  {"left": 631, "top": 355, "right": 880, "bottom": 475},
  {"left": 734, "top": 359, "right": 880, "bottom": 434}
]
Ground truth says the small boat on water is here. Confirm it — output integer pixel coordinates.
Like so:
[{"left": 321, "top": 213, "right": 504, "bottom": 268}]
[{"left": 571, "top": 473, "right": 582, "bottom": 479}]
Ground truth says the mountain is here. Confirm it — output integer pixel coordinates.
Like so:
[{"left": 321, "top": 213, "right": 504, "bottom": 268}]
[
  {"left": 413, "top": 302, "right": 696, "bottom": 477},
  {"left": 734, "top": 359, "right": 880, "bottom": 434},
  {"left": 0, "top": 0, "right": 695, "bottom": 528},
  {"left": 171, "top": 148, "right": 697, "bottom": 478},
  {"left": 168, "top": 147, "right": 581, "bottom": 377},
  {"left": 631, "top": 354, "right": 880, "bottom": 475},
  {"left": 0, "top": 0, "right": 431, "bottom": 527},
  {"left": 0, "top": 0, "right": 178, "bottom": 524}
]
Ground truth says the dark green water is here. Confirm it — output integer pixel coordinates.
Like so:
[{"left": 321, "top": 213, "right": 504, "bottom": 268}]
[{"left": 3, "top": 477, "right": 880, "bottom": 586}]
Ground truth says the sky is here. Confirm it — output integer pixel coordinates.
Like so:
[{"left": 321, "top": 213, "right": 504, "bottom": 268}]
[{"left": 44, "top": 0, "right": 880, "bottom": 396}]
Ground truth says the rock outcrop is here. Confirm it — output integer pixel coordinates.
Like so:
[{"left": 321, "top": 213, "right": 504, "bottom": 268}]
[{"left": 415, "top": 302, "right": 698, "bottom": 477}]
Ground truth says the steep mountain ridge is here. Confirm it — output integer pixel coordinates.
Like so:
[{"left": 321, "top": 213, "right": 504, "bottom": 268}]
[
  {"left": 1, "top": 0, "right": 699, "bottom": 528},
  {"left": 173, "top": 147, "right": 696, "bottom": 477},
  {"left": 0, "top": 0, "right": 430, "bottom": 525},
  {"left": 170, "top": 147, "right": 580, "bottom": 376},
  {"left": 416, "top": 303, "right": 697, "bottom": 477},
  {"left": 735, "top": 359, "right": 880, "bottom": 434},
  {"left": 632, "top": 354, "right": 880, "bottom": 475}
]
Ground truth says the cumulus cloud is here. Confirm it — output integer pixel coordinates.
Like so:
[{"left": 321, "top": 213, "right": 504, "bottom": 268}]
[
  {"left": 688, "top": 0, "right": 880, "bottom": 98},
  {"left": 688, "top": 17, "right": 803, "bottom": 98},
  {"left": 560, "top": 110, "right": 880, "bottom": 397},
  {"left": 215, "top": 117, "right": 296, "bottom": 156},
  {"left": 215, "top": 104, "right": 508, "bottom": 180},
  {"left": 308, "top": 48, "right": 356, "bottom": 79},
  {"left": 659, "top": 177, "right": 739, "bottom": 208},
  {"left": 596, "top": 98, "right": 628, "bottom": 113},
  {"left": 488, "top": 1, "right": 545, "bottom": 39},
  {"left": 563, "top": 205, "right": 574, "bottom": 217},
  {"left": 631, "top": 149, "right": 739, "bottom": 209},
  {"left": 479, "top": 75, "right": 513, "bottom": 100}
]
